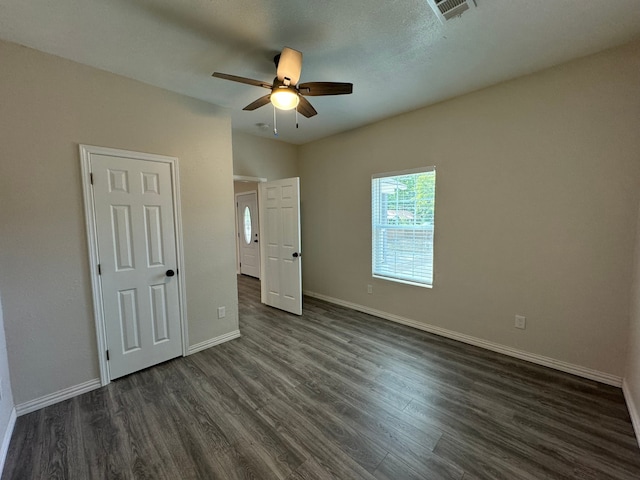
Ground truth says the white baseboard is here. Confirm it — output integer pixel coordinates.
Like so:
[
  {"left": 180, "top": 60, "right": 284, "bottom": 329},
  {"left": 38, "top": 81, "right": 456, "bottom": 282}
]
[
  {"left": 0, "top": 408, "right": 16, "bottom": 473},
  {"left": 187, "top": 330, "right": 241, "bottom": 355},
  {"left": 12, "top": 331, "right": 241, "bottom": 417},
  {"left": 16, "top": 378, "right": 102, "bottom": 416},
  {"left": 623, "top": 378, "right": 640, "bottom": 447},
  {"left": 304, "top": 290, "right": 622, "bottom": 387},
  {"left": 12, "top": 332, "right": 241, "bottom": 416}
]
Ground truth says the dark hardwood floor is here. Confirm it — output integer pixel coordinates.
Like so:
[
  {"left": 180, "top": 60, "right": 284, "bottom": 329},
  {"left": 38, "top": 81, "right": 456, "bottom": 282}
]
[{"left": 4, "top": 274, "right": 640, "bottom": 479}]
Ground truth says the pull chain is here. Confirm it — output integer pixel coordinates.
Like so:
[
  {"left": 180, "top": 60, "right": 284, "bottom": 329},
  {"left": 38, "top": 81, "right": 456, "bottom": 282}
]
[
  {"left": 296, "top": 106, "right": 299, "bottom": 129},
  {"left": 273, "top": 105, "right": 278, "bottom": 137}
]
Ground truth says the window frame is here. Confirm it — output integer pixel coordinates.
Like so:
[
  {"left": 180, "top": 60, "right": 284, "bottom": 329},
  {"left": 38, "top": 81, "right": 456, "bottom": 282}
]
[{"left": 371, "top": 166, "right": 436, "bottom": 288}]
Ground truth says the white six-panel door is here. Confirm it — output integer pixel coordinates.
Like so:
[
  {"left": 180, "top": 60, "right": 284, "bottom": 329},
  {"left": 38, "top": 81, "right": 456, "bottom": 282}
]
[
  {"left": 90, "top": 153, "right": 183, "bottom": 379},
  {"left": 237, "top": 191, "right": 260, "bottom": 278},
  {"left": 259, "top": 177, "right": 302, "bottom": 315}
]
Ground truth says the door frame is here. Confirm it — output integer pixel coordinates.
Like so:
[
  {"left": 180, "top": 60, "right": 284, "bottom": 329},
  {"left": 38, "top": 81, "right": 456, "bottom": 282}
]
[
  {"left": 80, "top": 144, "right": 189, "bottom": 386},
  {"left": 235, "top": 190, "right": 260, "bottom": 278},
  {"left": 233, "top": 175, "right": 266, "bottom": 275}
]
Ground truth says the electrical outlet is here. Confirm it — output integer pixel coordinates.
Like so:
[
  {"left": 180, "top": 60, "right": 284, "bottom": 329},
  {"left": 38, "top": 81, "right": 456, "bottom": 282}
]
[
  {"left": 515, "top": 315, "right": 526, "bottom": 330},
  {"left": 367, "top": 285, "right": 373, "bottom": 294},
  {"left": 218, "top": 306, "right": 226, "bottom": 319}
]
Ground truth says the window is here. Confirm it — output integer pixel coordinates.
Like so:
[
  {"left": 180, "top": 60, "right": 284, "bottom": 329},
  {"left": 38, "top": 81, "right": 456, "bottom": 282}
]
[
  {"left": 372, "top": 167, "right": 436, "bottom": 287},
  {"left": 243, "top": 206, "right": 252, "bottom": 245}
]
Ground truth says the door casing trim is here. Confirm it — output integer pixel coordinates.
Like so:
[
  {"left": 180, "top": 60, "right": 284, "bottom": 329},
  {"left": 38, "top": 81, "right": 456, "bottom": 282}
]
[
  {"left": 235, "top": 191, "right": 260, "bottom": 277},
  {"left": 233, "top": 176, "right": 266, "bottom": 276},
  {"left": 79, "top": 144, "right": 189, "bottom": 386},
  {"left": 233, "top": 175, "right": 267, "bottom": 183}
]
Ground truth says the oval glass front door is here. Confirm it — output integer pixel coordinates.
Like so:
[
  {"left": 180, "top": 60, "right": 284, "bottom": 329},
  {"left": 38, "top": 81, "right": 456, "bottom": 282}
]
[{"left": 243, "top": 206, "right": 252, "bottom": 245}]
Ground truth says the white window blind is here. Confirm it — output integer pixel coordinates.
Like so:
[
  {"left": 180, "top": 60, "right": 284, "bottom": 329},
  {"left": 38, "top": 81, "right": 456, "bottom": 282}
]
[{"left": 372, "top": 167, "right": 436, "bottom": 287}]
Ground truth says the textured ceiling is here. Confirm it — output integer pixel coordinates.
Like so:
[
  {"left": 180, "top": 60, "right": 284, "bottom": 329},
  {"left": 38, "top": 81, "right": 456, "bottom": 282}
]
[{"left": 1, "top": 0, "right": 639, "bottom": 144}]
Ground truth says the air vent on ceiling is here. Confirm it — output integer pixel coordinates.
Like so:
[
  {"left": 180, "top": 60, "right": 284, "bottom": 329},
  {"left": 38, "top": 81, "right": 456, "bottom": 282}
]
[{"left": 428, "top": 0, "right": 476, "bottom": 22}]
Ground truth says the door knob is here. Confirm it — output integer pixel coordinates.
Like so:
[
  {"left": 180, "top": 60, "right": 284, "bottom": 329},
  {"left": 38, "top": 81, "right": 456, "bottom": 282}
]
[
  {"left": 292, "top": 252, "right": 301, "bottom": 258},
  {"left": 166, "top": 269, "right": 175, "bottom": 277}
]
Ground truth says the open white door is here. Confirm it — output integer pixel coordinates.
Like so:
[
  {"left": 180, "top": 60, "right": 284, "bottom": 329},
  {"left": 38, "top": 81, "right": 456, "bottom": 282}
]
[
  {"left": 236, "top": 191, "right": 260, "bottom": 278},
  {"left": 259, "top": 177, "right": 302, "bottom": 315}
]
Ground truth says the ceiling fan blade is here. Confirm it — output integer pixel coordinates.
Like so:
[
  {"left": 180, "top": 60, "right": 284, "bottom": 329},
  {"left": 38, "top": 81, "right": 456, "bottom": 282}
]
[
  {"left": 243, "top": 95, "right": 272, "bottom": 111},
  {"left": 276, "top": 47, "right": 303, "bottom": 86},
  {"left": 298, "top": 82, "right": 353, "bottom": 96},
  {"left": 297, "top": 95, "right": 317, "bottom": 118},
  {"left": 212, "top": 72, "right": 272, "bottom": 90}
]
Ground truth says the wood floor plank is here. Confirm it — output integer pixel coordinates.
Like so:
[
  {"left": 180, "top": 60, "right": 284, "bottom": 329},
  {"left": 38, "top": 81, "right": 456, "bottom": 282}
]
[
  {"left": 77, "top": 386, "right": 132, "bottom": 479},
  {"left": 510, "top": 411, "right": 640, "bottom": 479},
  {"left": 433, "top": 433, "right": 557, "bottom": 480},
  {"left": 470, "top": 378, "right": 637, "bottom": 441},
  {"left": 258, "top": 396, "right": 381, "bottom": 480},
  {"left": 4, "top": 274, "right": 640, "bottom": 479},
  {"left": 188, "top": 346, "right": 275, "bottom": 410},
  {"left": 407, "top": 398, "right": 602, "bottom": 480},
  {"left": 234, "top": 331, "right": 448, "bottom": 473},
  {"left": 2, "top": 410, "right": 44, "bottom": 480},
  {"left": 174, "top": 356, "right": 308, "bottom": 479},
  {"left": 271, "top": 369, "right": 446, "bottom": 476},
  {"left": 287, "top": 457, "right": 356, "bottom": 480},
  {"left": 241, "top": 322, "right": 414, "bottom": 411},
  {"left": 39, "top": 398, "right": 74, "bottom": 479},
  {"left": 66, "top": 397, "right": 90, "bottom": 480},
  {"left": 213, "top": 325, "right": 447, "bottom": 461},
  {"left": 373, "top": 451, "right": 464, "bottom": 480},
  {"left": 109, "top": 378, "right": 181, "bottom": 480}
]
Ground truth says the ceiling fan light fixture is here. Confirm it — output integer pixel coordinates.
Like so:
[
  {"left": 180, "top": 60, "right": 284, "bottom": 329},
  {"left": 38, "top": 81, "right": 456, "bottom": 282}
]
[
  {"left": 270, "top": 87, "right": 299, "bottom": 110},
  {"left": 213, "top": 46, "right": 351, "bottom": 120}
]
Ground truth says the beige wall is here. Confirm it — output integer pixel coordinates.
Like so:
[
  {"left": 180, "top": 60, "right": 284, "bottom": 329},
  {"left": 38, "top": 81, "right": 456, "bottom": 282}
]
[
  {"left": 299, "top": 40, "right": 640, "bottom": 378},
  {"left": 0, "top": 41, "right": 239, "bottom": 405},
  {"left": 234, "top": 181, "right": 260, "bottom": 195},
  {"left": 233, "top": 131, "right": 299, "bottom": 180}
]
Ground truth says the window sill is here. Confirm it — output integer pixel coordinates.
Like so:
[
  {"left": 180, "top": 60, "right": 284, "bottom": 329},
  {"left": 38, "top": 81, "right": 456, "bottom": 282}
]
[{"left": 372, "top": 274, "right": 433, "bottom": 289}]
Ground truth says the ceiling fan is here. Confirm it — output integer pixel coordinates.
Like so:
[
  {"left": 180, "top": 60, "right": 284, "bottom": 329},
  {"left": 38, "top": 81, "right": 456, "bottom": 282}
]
[{"left": 212, "top": 47, "right": 353, "bottom": 119}]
